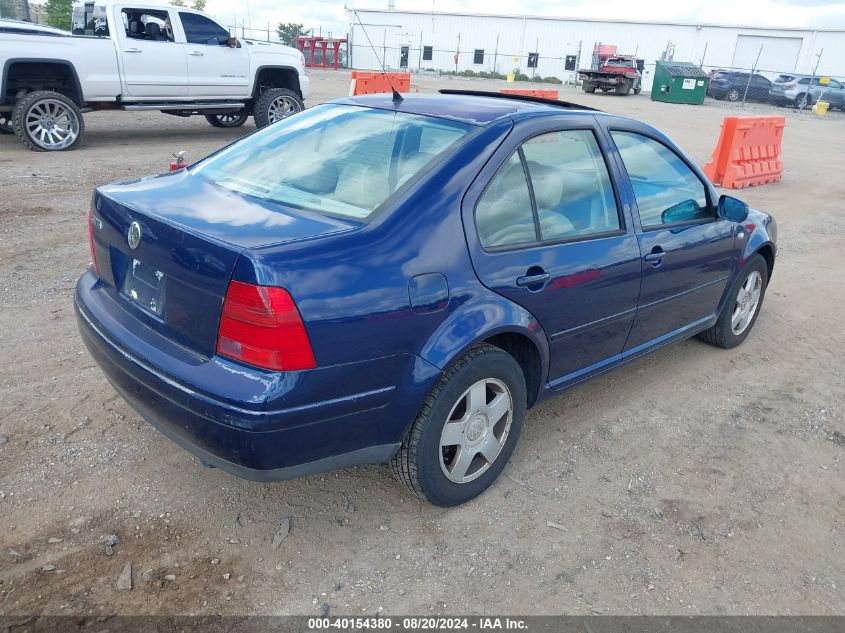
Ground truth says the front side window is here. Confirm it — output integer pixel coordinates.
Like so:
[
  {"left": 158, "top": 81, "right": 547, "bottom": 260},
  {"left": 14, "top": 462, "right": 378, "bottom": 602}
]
[
  {"left": 180, "top": 12, "right": 231, "bottom": 45},
  {"left": 521, "top": 130, "right": 620, "bottom": 241},
  {"left": 122, "top": 9, "right": 174, "bottom": 42},
  {"left": 611, "top": 131, "right": 709, "bottom": 228},
  {"left": 193, "top": 105, "right": 473, "bottom": 220}
]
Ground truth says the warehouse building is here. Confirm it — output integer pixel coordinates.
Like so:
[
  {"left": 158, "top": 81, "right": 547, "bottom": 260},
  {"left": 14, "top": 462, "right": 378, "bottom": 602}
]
[{"left": 347, "top": 8, "right": 845, "bottom": 91}]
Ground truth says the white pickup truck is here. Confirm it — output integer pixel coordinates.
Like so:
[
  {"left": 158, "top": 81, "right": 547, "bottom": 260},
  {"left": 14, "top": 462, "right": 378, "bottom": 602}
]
[{"left": 0, "top": 1, "right": 310, "bottom": 151}]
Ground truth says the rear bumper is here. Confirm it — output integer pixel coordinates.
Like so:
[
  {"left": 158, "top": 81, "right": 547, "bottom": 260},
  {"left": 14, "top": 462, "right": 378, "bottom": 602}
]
[{"left": 75, "top": 271, "right": 437, "bottom": 480}]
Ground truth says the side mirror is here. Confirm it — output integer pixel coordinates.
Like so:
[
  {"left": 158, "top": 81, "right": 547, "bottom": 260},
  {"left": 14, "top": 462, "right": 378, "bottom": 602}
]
[{"left": 717, "top": 194, "right": 749, "bottom": 222}]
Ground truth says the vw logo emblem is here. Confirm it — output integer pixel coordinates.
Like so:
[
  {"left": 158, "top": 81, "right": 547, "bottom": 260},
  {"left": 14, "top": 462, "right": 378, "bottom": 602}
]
[{"left": 127, "top": 221, "right": 141, "bottom": 250}]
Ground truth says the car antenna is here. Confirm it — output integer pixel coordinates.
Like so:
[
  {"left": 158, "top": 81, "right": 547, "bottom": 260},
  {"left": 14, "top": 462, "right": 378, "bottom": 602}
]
[{"left": 353, "top": 10, "right": 404, "bottom": 103}]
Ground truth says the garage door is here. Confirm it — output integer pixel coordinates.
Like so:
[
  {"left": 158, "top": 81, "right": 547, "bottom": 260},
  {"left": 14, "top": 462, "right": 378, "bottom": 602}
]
[{"left": 732, "top": 35, "right": 802, "bottom": 72}]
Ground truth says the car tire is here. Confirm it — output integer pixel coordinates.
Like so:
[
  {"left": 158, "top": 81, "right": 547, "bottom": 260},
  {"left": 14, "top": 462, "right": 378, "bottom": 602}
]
[
  {"left": 727, "top": 87, "right": 741, "bottom": 102},
  {"left": 615, "top": 80, "right": 629, "bottom": 95},
  {"left": 583, "top": 84, "right": 596, "bottom": 94},
  {"left": 390, "top": 344, "right": 527, "bottom": 507},
  {"left": 12, "top": 90, "right": 84, "bottom": 152},
  {"left": 794, "top": 93, "right": 812, "bottom": 110},
  {"left": 0, "top": 112, "right": 12, "bottom": 134},
  {"left": 253, "top": 88, "right": 303, "bottom": 128},
  {"left": 633, "top": 85, "right": 641, "bottom": 95},
  {"left": 205, "top": 113, "right": 248, "bottom": 128},
  {"left": 698, "top": 254, "right": 768, "bottom": 349}
]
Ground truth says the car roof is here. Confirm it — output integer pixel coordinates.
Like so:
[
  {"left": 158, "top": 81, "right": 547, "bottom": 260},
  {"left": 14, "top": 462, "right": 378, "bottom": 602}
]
[{"left": 335, "top": 91, "right": 599, "bottom": 126}]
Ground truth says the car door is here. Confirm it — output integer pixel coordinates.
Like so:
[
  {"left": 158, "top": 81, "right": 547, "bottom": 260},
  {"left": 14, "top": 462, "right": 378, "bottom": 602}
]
[
  {"left": 177, "top": 11, "right": 250, "bottom": 97},
  {"left": 607, "top": 128, "right": 738, "bottom": 351},
  {"left": 114, "top": 6, "right": 188, "bottom": 98},
  {"left": 463, "top": 116, "right": 642, "bottom": 387}
]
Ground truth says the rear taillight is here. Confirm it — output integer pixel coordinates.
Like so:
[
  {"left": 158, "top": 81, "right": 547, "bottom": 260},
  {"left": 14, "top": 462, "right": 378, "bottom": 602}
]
[
  {"left": 216, "top": 281, "right": 316, "bottom": 371},
  {"left": 88, "top": 211, "right": 100, "bottom": 276}
]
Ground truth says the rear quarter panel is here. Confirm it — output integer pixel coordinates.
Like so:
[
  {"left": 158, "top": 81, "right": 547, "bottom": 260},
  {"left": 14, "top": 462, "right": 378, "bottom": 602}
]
[{"left": 0, "top": 35, "right": 121, "bottom": 101}]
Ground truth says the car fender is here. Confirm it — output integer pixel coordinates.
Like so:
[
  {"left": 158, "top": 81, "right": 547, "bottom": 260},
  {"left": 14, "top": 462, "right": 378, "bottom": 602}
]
[
  {"left": 418, "top": 291, "right": 551, "bottom": 393},
  {"left": 740, "top": 211, "right": 777, "bottom": 270}
]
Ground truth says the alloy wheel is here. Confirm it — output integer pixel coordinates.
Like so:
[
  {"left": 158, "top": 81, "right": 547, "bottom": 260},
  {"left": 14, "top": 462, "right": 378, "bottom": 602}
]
[
  {"left": 731, "top": 270, "right": 763, "bottom": 335},
  {"left": 267, "top": 95, "right": 301, "bottom": 123},
  {"left": 215, "top": 114, "right": 248, "bottom": 127},
  {"left": 24, "top": 99, "right": 80, "bottom": 150},
  {"left": 439, "top": 378, "right": 513, "bottom": 484},
  {"left": 727, "top": 88, "right": 741, "bottom": 101}
]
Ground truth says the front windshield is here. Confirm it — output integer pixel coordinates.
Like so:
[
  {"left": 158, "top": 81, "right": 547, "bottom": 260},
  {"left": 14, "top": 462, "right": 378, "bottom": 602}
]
[{"left": 192, "top": 105, "right": 475, "bottom": 220}]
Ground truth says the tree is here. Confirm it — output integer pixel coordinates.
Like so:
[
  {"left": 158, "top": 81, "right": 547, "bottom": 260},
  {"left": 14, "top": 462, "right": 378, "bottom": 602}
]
[
  {"left": 44, "top": 0, "right": 72, "bottom": 31},
  {"left": 192, "top": 0, "right": 206, "bottom": 10},
  {"left": 276, "top": 22, "right": 305, "bottom": 46},
  {"left": 169, "top": 0, "right": 186, "bottom": 5}
]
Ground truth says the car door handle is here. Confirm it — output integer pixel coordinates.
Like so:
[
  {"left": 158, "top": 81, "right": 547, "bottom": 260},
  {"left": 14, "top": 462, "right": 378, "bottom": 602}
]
[
  {"left": 644, "top": 247, "right": 666, "bottom": 266},
  {"left": 516, "top": 272, "right": 551, "bottom": 287},
  {"left": 189, "top": 51, "right": 205, "bottom": 56},
  {"left": 123, "top": 48, "right": 142, "bottom": 53}
]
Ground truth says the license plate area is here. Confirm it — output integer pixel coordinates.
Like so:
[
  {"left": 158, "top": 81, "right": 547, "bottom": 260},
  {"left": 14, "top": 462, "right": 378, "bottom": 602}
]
[{"left": 120, "top": 258, "right": 165, "bottom": 318}]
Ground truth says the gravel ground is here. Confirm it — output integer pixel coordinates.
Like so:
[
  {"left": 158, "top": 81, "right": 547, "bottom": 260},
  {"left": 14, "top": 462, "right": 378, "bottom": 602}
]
[{"left": 0, "top": 70, "right": 842, "bottom": 616}]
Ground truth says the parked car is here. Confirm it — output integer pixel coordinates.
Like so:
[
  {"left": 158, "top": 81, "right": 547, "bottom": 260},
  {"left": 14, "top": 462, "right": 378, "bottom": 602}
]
[
  {"left": 0, "top": 1, "right": 309, "bottom": 151},
  {"left": 769, "top": 74, "right": 845, "bottom": 109},
  {"left": 707, "top": 70, "right": 772, "bottom": 102},
  {"left": 75, "top": 91, "right": 777, "bottom": 507}
]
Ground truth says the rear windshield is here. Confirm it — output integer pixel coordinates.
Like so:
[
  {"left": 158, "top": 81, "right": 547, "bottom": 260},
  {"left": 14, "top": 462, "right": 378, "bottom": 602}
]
[
  {"left": 604, "top": 59, "right": 631, "bottom": 67},
  {"left": 192, "top": 104, "right": 474, "bottom": 220}
]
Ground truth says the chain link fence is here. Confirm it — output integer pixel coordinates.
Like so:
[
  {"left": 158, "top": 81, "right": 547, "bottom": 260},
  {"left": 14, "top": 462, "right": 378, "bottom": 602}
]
[{"left": 350, "top": 42, "right": 845, "bottom": 116}]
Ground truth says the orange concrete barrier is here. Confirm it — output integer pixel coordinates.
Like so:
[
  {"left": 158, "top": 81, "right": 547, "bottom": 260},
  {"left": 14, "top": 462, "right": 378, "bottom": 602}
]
[
  {"left": 702, "top": 116, "right": 786, "bottom": 189},
  {"left": 349, "top": 71, "right": 411, "bottom": 96},
  {"left": 500, "top": 88, "right": 559, "bottom": 100}
]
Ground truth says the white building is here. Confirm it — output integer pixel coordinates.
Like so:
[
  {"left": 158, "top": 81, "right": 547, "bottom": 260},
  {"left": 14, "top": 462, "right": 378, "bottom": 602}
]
[{"left": 347, "top": 7, "right": 845, "bottom": 91}]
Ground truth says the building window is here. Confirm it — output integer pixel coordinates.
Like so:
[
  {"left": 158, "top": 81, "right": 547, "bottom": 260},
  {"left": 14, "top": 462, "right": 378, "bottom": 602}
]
[
  {"left": 473, "top": 49, "right": 484, "bottom": 65},
  {"left": 527, "top": 52, "right": 539, "bottom": 68},
  {"left": 422, "top": 46, "right": 433, "bottom": 61}
]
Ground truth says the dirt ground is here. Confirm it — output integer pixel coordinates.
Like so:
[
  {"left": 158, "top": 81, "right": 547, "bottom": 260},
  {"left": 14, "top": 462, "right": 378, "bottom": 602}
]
[{"left": 0, "top": 70, "right": 843, "bottom": 617}]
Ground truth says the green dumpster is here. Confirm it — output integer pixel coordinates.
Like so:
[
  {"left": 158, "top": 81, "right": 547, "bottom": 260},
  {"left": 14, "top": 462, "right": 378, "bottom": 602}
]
[{"left": 651, "top": 61, "right": 709, "bottom": 104}]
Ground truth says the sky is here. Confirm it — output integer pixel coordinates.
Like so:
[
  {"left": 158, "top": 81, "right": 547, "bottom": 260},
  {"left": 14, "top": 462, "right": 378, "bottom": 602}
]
[{"left": 180, "top": 0, "right": 845, "bottom": 40}]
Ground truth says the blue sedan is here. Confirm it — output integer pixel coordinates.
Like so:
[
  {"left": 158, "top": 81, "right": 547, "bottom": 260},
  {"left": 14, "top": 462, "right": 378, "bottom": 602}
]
[{"left": 76, "top": 91, "right": 777, "bottom": 507}]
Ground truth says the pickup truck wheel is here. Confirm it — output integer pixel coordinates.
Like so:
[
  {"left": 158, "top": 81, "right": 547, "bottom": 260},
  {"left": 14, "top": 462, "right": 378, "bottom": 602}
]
[
  {"left": 253, "top": 88, "right": 303, "bottom": 128},
  {"left": 12, "top": 90, "right": 83, "bottom": 152},
  {"left": 390, "top": 344, "right": 527, "bottom": 507},
  {"left": 615, "top": 80, "right": 630, "bottom": 95},
  {"left": 583, "top": 84, "right": 596, "bottom": 94},
  {"left": 633, "top": 84, "right": 642, "bottom": 95},
  {"left": 0, "top": 113, "right": 12, "bottom": 134},
  {"left": 204, "top": 113, "right": 248, "bottom": 128}
]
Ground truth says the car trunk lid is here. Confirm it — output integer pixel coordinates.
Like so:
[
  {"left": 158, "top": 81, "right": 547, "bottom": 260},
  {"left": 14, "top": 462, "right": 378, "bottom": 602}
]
[{"left": 90, "top": 170, "right": 359, "bottom": 358}]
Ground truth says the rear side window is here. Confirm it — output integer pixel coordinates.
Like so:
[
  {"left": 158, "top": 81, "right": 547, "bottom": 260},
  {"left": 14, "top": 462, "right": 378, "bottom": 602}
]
[
  {"left": 121, "top": 8, "right": 174, "bottom": 42},
  {"left": 192, "top": 105, "right": 473, "bottom": 220},
  {"left": 611, "top": 131, "right": 709, "bottom": 228},
  {"left": 475, "top": 154, "right": 537, "bottom": 248},
  {"left": 475, "top": 130, "right": 620, "bottom": 249},
  {"left": 180, "top": 12, "right": 230, "bottom": 45},
  {"left": 521, "top": 130, "right": 619, "bottom": 240}
]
